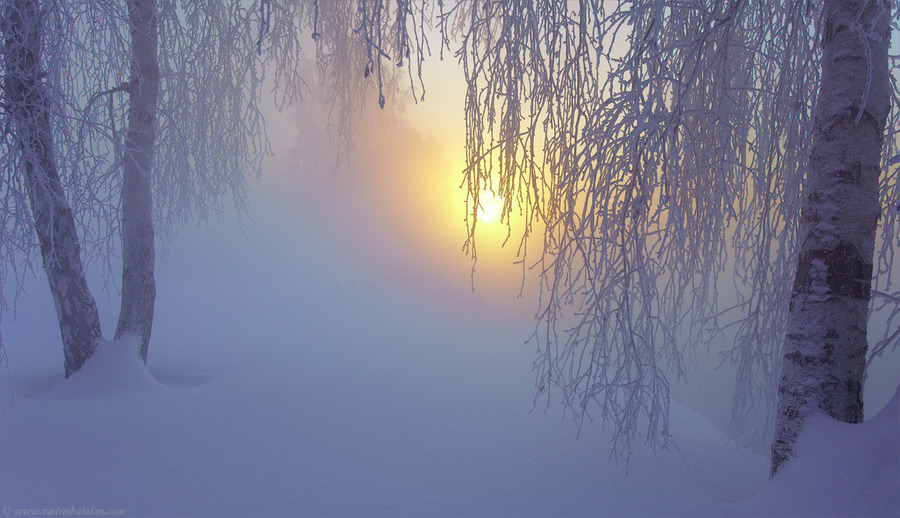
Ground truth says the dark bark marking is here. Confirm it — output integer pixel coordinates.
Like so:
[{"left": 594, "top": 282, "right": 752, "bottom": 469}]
[
  {"left": 784, "top": 350, "right": 835, "bottom": 367},
  {"left": 791, "top": 243, "right": 873, "bottom": 300},
  {"left": 835, "top": 163, "right": 861, "bottom": 184}
]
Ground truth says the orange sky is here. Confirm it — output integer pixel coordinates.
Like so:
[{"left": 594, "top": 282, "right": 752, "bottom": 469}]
[
  {"left": 257, "top": 55, "right": 539, "bottom": 318},
  {"left": 251, "top": 45, "right": 899, "bottom": 418}
]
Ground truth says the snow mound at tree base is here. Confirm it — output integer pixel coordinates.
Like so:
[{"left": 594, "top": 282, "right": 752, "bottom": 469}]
[
  {"left": 43, "top": 336, "right": 165, "bottom": 400},
  {"left": 730, "top": 386, "right": 900, "bottom": 517}
]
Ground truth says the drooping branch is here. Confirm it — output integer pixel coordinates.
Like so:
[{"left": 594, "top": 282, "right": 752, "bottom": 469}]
[
  {"left": 309, "top": 0, "right": 433, "bottom": 169},
  {"left": 442, "top": 0, "right": 900, "bottom": 458}
]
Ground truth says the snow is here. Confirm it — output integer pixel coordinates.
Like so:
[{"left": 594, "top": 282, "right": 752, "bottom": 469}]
[
  {"left": 808, "top": 258, "right": 831, "bottom": 301},
  {"left": 1, "top": 189, "right": 897, "bottom": 518},
  {"left": 729, "top": 387, "right": 899, "bottom": 518},
  {"left": 35, "top": 336, "right": 160, "bottom": 400}
]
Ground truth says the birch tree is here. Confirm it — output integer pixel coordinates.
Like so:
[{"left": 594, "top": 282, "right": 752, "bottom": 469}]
[
  {"left": 3, "top": 0, "right": 896, "bottom": 478},
  {"left": 440, "top": 0, "right": 899, "bottom": 468},
  {"left": 116, "top": 0, "right": 159, "bottom": 363},
  {"left": 771, "top": 0, "right": 893, "bottom": 475},
  {"left": 0, "top": 0, "right": 309, "bottom": 375},
  {"left": 2, "top": 0, "right": 103, "bottom": 375},
  {"left": 0, "top": 0, "right": 429, "bottom": 376}
]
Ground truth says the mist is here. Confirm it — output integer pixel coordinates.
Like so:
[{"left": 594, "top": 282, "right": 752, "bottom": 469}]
[{"left": 1, "top": 49, "right": 898, "bottom": 518}]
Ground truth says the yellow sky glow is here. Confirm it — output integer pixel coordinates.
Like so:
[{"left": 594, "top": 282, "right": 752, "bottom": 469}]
[{"left": 476, "top": 191, "right": 504, "bottom": 223}]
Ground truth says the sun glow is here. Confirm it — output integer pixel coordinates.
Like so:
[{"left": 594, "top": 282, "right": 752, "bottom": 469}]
[{"left": 477, "top": 191, "right": 504, "bottom": 223}]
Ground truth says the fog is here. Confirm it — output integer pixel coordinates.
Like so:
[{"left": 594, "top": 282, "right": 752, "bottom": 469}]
[
  {"left": 1, "top": 54, "right": 898, "bottom": 518},
  {"left": 257, "top": 59, "right": 900, "bottom": 429}
]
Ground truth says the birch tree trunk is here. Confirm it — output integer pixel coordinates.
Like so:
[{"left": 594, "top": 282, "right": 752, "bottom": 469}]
[
  {"left": 2, "top": 0, "right": 102, "bottom": 377},
  {"left": 771, "top": 0, "right": 892, "bottom": 476},
  {"left": 115, "top": 0, "right": 159, "bottom": 363}
]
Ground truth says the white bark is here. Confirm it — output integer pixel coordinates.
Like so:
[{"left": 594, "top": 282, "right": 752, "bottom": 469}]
[
  {"left": 1, "top": 0, "right": 388, "bottom": 376},
  {"left": 2, "top": 0, "right": 102, "bottom": 377},
  {"left": 444, "top": 0, "right": 900, "bottom": 460},
  {"left": 114, "top": 0, "right": 159, "bottom": 362},
  {"left": 771, "top": 0, "right": 892, "bottom": 476}
]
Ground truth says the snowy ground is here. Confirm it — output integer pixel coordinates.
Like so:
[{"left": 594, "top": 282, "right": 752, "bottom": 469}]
[{"left": 1, "top": 183, "right": 897, "bottom": 518}]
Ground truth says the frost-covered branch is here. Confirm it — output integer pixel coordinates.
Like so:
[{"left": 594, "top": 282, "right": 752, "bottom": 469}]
[
  {"left": 0, "top": 0, "right": 314, "bottom": 370},
  {"left": 308, "top": 0, "right": 432, "bottom": 170},
  {"left": 443, "top": 0, "right": 899, "bottom": 456},
  {"left": 1, "top": 0, "right": 315, "bottom": 283}
]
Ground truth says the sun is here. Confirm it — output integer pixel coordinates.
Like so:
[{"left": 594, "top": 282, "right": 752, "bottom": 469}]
[{"left": 477, "top": 191, "right": 504, "bottom": 223}]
